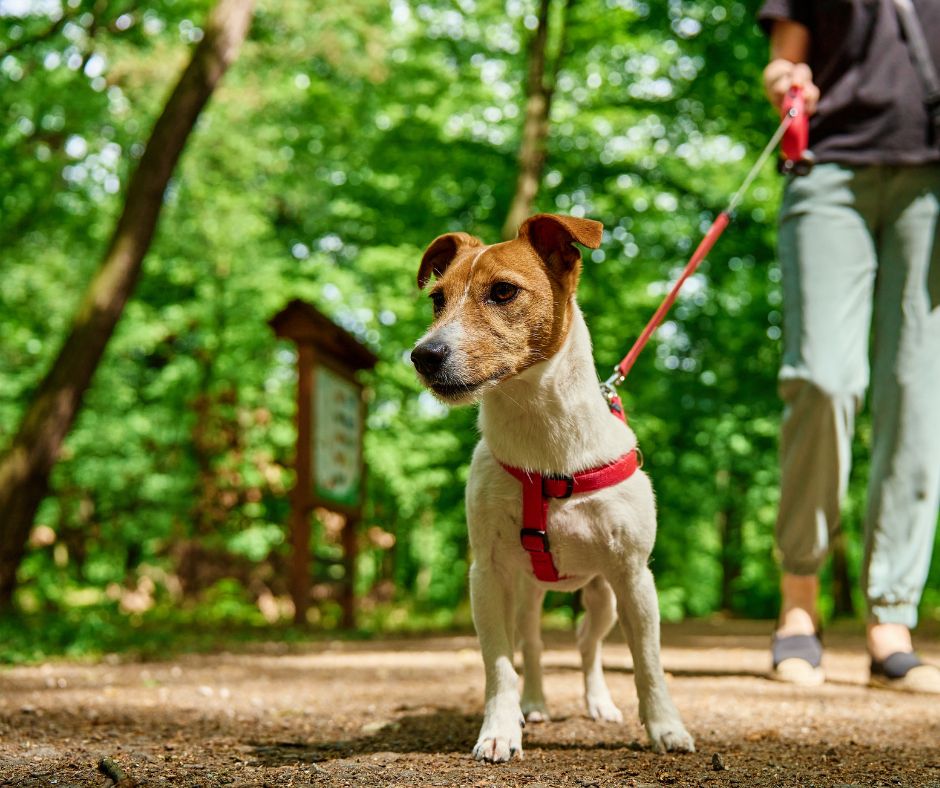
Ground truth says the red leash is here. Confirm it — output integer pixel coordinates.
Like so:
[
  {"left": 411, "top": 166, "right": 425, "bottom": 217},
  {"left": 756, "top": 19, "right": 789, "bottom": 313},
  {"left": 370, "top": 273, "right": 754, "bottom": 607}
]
[
  {"left": 601, "top": 88, "right": 809, "bottom": 399},
  {"left": 502, "top": 91, "right": 809, "bottom": 584}
]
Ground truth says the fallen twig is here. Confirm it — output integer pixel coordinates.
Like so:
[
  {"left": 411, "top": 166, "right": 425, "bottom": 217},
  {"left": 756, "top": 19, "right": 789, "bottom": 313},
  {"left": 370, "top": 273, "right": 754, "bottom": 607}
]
[{"left": 97, "top": 756, "right": 135, "bottom": 786}]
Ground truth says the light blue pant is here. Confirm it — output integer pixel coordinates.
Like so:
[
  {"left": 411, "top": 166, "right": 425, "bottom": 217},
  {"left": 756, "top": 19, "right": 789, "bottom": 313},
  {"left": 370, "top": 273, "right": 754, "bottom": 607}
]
[{"left": 775, "top": 162, "right": 940, "bottom": 628}]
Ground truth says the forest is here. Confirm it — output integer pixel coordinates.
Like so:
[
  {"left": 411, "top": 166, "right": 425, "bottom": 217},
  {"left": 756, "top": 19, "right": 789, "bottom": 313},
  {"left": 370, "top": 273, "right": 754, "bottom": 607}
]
[{"left": 2, "top": 0, "right": 939, "bottom": 663}]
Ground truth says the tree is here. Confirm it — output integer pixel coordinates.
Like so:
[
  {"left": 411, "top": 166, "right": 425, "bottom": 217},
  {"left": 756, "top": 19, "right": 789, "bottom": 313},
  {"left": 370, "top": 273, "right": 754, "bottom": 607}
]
[
  {"left": 0, "top": 0, "right": 256, "bottom": 606},
  {"left": 501, "top": 0, "right": 573, "bottom": 240}
]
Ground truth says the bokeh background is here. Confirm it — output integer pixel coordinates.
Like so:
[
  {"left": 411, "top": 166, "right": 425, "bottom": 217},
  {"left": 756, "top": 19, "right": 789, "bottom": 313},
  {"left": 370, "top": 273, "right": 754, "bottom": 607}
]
[{"left": 2, "top": 0, "right": 938, "bottom": 662}]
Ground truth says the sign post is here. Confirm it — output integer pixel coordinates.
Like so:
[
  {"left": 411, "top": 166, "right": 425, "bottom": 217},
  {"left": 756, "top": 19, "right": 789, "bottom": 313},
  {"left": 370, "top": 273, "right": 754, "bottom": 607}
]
[{"left": 269, "top": 300, "right": 377, "bottom": 627}]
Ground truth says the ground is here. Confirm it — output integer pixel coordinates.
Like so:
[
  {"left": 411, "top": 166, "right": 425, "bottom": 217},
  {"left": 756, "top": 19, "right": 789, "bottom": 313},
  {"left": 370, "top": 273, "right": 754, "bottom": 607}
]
[{"left": 1, "top": 620, "right": 939, "bottom": 787}]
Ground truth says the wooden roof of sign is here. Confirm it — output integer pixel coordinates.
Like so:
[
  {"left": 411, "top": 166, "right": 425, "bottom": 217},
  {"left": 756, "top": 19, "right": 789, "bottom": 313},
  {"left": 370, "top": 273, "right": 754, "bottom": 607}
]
[{"left": 269, "top": 299, "right": 379, "bottom": 371}]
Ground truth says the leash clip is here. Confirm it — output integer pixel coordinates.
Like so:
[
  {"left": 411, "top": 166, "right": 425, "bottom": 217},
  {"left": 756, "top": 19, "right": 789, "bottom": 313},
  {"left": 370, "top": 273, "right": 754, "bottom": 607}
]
[
  {"left": 600, "top": 383, "right": 620, "bottom": 412},
  {"left": 600, "top": 369, "right": 624, "bottom": 405}
]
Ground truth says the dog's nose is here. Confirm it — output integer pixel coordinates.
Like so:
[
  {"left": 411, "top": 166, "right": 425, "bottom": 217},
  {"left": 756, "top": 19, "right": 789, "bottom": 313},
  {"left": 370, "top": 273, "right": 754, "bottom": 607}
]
[{"left": 411, "top": 341, "right": 450, "bottom": 377}]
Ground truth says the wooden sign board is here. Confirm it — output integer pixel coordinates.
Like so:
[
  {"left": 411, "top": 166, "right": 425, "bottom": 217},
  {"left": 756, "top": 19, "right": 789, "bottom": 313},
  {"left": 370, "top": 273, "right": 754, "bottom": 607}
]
[{"left": 269, "top": 299, "right": 377, "bottom": 627}]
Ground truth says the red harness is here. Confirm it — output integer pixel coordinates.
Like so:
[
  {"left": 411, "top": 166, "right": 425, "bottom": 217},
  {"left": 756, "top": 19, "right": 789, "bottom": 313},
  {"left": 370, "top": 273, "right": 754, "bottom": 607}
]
[{"left": 498, "top": 392, "right": 639, "bottom": 582}]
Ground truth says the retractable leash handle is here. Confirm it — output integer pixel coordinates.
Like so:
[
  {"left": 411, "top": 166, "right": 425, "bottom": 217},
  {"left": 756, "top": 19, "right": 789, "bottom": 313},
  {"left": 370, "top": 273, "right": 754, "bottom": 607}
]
[
  {"left": 602, "top": 99, "right": 799, "bottom": 397},
  {"left": 779, "top": 86, "right": 814, "bottom": 175}
]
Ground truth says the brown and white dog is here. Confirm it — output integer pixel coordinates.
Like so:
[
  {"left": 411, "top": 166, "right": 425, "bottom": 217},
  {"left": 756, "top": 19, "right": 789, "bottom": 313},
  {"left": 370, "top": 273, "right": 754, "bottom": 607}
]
[{"left": 411, "top": 214, "right": 694, "bottom": 762}]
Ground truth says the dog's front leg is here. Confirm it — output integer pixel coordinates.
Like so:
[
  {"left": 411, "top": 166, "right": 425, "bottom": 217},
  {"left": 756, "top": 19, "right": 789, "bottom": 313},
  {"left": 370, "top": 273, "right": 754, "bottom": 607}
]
[
  {"left": 610, "top": 565, "right": 695, "bottom": 753},
  {"left": 516, "top": 577, "right": 549, "bottom": 722},
  {"left": 470, "top": 560, "right": 524, "bottom": 762}
]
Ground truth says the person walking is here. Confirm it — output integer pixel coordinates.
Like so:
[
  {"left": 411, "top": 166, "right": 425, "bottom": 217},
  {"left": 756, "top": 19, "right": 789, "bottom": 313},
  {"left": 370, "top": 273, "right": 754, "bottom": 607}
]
[{"left": 758, "top": 0, "right": 940, "bottom": 692}]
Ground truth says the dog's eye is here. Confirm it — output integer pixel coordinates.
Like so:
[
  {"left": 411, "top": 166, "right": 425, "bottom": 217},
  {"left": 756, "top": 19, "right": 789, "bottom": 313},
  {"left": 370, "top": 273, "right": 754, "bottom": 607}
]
[
  {"left": 430, "top": 291, "right": 446, "bottom": 315},
  {"left": 489, "top": 282, "right": 519, "bottom": 304}
]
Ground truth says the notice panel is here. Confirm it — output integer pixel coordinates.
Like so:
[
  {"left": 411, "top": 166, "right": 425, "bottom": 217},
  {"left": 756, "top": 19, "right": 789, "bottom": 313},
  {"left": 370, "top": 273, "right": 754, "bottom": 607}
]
[{"left": 313, "top": 365, "right": 362, "bottom": 508}]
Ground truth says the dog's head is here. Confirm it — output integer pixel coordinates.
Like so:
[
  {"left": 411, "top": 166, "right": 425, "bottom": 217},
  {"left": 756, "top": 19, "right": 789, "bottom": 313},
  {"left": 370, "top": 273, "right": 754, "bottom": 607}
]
[{"left": 411, "top": 213, "right": 603, "bottom": 404}]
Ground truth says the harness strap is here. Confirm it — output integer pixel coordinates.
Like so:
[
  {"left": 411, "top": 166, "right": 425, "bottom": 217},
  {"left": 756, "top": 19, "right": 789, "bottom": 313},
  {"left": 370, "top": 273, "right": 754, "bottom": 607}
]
[{"left": 499, "top": 449, "right": 639, "bottom": 582}]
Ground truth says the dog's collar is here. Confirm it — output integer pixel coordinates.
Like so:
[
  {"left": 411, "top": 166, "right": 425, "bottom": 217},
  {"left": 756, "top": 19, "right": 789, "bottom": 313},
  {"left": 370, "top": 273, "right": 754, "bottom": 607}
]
[{"left": 499, "top": 449, "right": 641, "bottom": 582}]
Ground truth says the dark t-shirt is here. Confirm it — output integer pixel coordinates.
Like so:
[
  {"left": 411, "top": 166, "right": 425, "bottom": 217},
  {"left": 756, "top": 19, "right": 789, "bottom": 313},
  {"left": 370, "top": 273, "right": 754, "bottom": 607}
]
[{"left": 759, "top": 0, "right": 940, "bottom": 165}]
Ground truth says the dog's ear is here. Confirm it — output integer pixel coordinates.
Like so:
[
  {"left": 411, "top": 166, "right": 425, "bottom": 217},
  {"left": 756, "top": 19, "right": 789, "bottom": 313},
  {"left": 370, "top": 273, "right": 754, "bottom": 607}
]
[
  {"left": 417, "top": 232, "right": 484, "bottom": 289},
  {"left": 518, "top": 214, "right": 603, "bottom": 274}
]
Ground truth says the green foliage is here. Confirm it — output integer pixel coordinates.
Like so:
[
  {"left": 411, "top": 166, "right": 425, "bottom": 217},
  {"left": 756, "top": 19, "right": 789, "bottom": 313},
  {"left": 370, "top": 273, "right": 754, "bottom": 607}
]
[{"left": 2, "top": 0, "right": 938, "bottom": 660}]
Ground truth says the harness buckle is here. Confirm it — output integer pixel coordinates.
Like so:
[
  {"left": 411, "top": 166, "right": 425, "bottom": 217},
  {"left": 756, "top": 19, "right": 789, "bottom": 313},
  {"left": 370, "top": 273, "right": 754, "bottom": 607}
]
[
  {"left": 520, "top": 528, "right": 550, "bottom": 552},
  {"left": 542, "top": 474, "right": 574, "bottom": 499}
]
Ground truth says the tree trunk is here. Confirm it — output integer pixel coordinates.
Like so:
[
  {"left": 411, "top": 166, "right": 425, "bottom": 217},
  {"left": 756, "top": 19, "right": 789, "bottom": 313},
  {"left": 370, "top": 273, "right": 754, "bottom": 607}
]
[
  {"left": 341, "top": 515, "right": 358, "bottom": 630},
  {"left": 716, "top": 468, "right": 743, "bottom": 613},
  {"left": 501, "top": 0, "right": 572, "bottom": 240},
  {"left": 718, "top": 515, "right": 743, "bottom": 612},
  {"left": 0, "top": 0, "right": 255, "bottom": 607},
  {"left": 831, "top": 531, "right": 855, "bottom": 617}
]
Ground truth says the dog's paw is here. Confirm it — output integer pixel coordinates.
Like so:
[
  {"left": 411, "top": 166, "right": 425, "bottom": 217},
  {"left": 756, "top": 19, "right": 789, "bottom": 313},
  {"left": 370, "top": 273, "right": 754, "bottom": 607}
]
[
  {"left": 472, "top": 733, "right": 523, "bottom": 763},
  {"left": 521, "top": 699, "right": 550, "bottom": 723},
  {"left": 585, "top": 692, "right": 623, "bottom": 723},
  {"left": 473, "top": 712, "right": 524, "bottom": 763},
  {"left": 646, "top": 718, "right": 695, "bottom": 753}
]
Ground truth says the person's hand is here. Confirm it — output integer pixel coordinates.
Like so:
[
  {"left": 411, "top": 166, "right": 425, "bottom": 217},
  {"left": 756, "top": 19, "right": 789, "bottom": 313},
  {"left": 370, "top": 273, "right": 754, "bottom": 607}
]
[{"left": 763, "top": 59, "right": 819, "bottom": 116}]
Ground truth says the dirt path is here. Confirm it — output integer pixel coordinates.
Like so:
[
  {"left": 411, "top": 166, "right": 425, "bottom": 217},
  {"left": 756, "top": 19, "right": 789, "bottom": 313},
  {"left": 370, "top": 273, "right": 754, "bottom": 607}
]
[{"left": 1, "top": 620, "right": 939, "bottom": 787}]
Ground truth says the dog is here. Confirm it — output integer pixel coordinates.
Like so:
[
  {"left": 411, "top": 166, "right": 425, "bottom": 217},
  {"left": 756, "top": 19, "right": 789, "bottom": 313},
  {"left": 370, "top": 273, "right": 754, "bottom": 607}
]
[{"left": 410, "top": 213, "right": 694, "bottom": 762}]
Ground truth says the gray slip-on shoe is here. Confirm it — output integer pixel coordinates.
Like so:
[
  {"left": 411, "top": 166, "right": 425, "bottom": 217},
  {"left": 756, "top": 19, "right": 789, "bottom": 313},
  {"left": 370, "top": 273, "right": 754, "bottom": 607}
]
[
  {"left": 869, "top": 652, "right": 940, "bottom": 694},
  {"left": 770, "top": 632, "right": 825, "bottom": 686}
]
